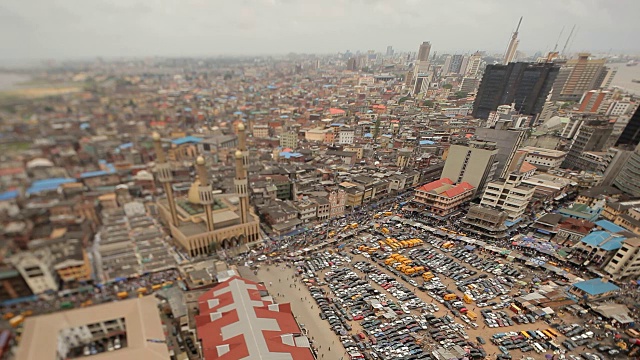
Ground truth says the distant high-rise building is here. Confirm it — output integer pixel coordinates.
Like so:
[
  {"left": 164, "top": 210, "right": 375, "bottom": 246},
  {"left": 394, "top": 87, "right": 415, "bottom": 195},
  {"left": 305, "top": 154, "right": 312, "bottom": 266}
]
[
  {"left": 615, "top": 105, "right": 640, "bottom": 148},
  {"left": 466, "top": 52, "right": 484, "bottom": 77},
  {"left": 347, "top": 58, "right": 357, "bottom": 71},
  {"left": 386, "top": 46, "right": 394, "bottom": 56},
  {"left": 448, "top": 54, "right": 464, "bottom": 74},
  {"left": 503, "top": 17, "right": 523, "bottom": 64},
  {"left": 472, "top": 62, "right": 559, "bottom": 119},
  {"left": 417, "top": 42, "right": 431, "bottom": 62},
  {"left": 550, "top": 53, "right": 610, "bottom": 102},
  {"left": 442, "top": 55, "right": 452, "bottom": 75},
  {"left": 441, "top": 140, "right": 499, "bottom": 196}
]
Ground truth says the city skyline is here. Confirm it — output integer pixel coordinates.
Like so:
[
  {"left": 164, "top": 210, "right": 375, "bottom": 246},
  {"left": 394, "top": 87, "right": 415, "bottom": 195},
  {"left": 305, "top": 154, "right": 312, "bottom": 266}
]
[{"left": 2, "top": 0, "right": 640, "bottom": 61}]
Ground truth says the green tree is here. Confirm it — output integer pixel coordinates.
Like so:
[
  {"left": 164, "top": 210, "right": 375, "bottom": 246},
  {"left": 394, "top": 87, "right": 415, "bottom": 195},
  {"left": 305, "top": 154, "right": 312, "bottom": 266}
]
[
  {"left": 454, "top": 91, "right": 468, "bottom": 99},
  {"left": 442, "top": 84, "right": 453, "bottom": 90},
  {"left": 423, "top": 100, "right": 434, "bottom": 108}
]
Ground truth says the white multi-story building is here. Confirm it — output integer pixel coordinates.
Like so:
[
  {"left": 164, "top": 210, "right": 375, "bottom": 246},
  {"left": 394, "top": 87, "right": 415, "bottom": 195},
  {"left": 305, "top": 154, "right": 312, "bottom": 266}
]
[
  {"left": 8, "top": 250, "right": 58, "bottom": 294},
  {"left": 604, "top": 237, "right": 640, "bottom": 280},
  {"left": 519, "top": 146, "right": 567, "bottom": 171},
  {"left": 606, "top": 101, "right": 634, "bottom": 116},
  {"left": 480, "top": 172, "right": 535, "bottom": 221},
  {"left": 338, "top": 129, "right": 355, "bottom": 145}
]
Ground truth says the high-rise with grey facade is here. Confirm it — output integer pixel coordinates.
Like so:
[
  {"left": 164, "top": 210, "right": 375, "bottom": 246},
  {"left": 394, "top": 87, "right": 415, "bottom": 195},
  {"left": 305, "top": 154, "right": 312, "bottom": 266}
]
[
  {"left": 442, "top": 140, "right": 499, "bottom": 196},
  {"left": 562, "top": 119, "right": 614, "bottom": 170},
  {"left": 475, "top": 121, "right": 527, "bottom": 179}
]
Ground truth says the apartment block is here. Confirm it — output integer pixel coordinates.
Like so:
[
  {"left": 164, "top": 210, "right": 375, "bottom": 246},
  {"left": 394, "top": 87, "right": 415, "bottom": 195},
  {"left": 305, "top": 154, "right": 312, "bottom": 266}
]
[
  {"left": 480, "top": 172, "right": 535, "bottom": 221},
  {"left": 603, "top": 237, "right": 640, "bottom": 280}
]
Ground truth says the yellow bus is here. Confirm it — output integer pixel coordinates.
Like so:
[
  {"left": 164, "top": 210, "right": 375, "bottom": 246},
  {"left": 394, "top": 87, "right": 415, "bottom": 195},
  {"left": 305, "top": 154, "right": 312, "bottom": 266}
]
[
  {"left": 521, "top": 331, "right": 531, "bottom": 339},
  {"left": 542, "top": 330, "right": 555, "bottom": 339},
  {"left": 547, "top": 328, "right": 560, "bottom": 338}
]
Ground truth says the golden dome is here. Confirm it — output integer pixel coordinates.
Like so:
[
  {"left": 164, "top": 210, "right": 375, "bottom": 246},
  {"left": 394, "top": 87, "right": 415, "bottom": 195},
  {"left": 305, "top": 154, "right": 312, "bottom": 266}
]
[
  {"left": 152, "top": 132, "right": 161, "bottom": 141},
  {"left": 196, "top": 156, "right": 205, "bottom": 165},
  {"left": 237, "top": 123, "right": 245, "bottom": 131},
  {"left": 235, "top": 150, "right": 243, "bottom": 159}
]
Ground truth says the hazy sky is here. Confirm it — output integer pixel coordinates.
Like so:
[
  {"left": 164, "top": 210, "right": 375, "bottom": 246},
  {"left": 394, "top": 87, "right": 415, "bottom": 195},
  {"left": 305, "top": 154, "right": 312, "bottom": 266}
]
[{"left": 2, "top": 0, "right": 639, "bottom": 60}]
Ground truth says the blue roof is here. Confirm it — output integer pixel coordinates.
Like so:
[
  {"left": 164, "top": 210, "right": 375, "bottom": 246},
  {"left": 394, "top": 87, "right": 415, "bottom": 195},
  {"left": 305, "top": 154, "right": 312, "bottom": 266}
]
[
  {"left": 364, "top": 133, "right": 373, "bottom": 138},
  {"left": 118, "top": 142, "right": 133, "bottom": 150},
  {"left": 505, "top": 218, "right": 523, "bottom": 227},
  {"left": 0, "top": 190, "right": 19, "bottom": 201},
  {"left": 595, "top": 220, "right": 625, "bottom": 233},
  {"left": 80, "top": 170, "right": 108, "bottom": 179},
  {"left": 279, "top": 152, "right": 303, "bottom": 159},
  {"left": 330, "top": 123, "right": 344, "bottom": 127},
  {"left": 573, "top": 278, "right": 620, "bottom": 295},
  {"left": 581, "top": 231, "right": 625, "bottom": 251},
  {"left": 171, "top": 136, "right": 202, "bottom": 145},
  {"left": 419, "top": 140, "right": 435, "bottom": 145},
  {"left": 26, "top": 178, "right": 76, "bottom": 195}
]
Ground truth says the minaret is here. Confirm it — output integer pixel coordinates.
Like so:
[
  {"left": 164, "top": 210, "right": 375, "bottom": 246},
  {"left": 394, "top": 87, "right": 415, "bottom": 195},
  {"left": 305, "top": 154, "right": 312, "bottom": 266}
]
[
  {"left": 234, "top": 150, "right": 249, "bottom": 224},
  {"left": 503, "top": 17, "right": 523, "bottom": 65},
  {"left": 237, "top": 122, "right": 249, "bottom": 167},
  {"left": 153, "top": 132, "right": 179, "bottom": 226},
  {"left": 195, "top": 156, "right": 215, "bottom": 232}
]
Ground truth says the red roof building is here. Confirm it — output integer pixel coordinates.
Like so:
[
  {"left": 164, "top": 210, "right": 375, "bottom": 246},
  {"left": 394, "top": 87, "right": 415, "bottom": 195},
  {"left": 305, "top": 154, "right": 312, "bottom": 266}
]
[
  {"left": 195, "top": 276, "right": 314, "bottom": 360},
  {"left": 412, "top": 178, "right": 475, "bottom": 218}
]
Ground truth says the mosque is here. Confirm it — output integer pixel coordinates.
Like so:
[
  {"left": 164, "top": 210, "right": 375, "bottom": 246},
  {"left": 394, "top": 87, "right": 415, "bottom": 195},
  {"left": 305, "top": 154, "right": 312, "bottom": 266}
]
[{"left": 153, "top": 123, "right": 260, "bottom": 257}]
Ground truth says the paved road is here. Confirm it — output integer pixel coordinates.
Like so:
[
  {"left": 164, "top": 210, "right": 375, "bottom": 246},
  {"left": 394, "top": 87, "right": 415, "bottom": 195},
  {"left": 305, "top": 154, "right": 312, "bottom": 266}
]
[{"left": 257, "top": 264, "right": 345, "bottom": 360}]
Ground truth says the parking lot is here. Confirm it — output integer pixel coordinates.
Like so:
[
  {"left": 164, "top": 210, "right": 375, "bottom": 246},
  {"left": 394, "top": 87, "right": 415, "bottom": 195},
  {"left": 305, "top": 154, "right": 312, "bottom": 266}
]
[{"left": 257, "top": 212, "right": 632, "bottom": 360}]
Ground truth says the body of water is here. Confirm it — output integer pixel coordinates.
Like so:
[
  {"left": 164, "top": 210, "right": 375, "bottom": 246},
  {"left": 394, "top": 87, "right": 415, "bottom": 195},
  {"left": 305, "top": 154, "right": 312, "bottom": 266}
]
[
  {"left": 609, "top": 63, "right": 640, "bottom": 95},
  {"left": 0, "top": 73, "right": 31, "bottom": 91}
]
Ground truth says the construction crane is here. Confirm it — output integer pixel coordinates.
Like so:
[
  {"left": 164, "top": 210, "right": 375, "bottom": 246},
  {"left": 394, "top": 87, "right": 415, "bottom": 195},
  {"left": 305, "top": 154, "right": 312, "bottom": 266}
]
[{"left": 561, "top": 25, "right": 576, "bottom": 57}]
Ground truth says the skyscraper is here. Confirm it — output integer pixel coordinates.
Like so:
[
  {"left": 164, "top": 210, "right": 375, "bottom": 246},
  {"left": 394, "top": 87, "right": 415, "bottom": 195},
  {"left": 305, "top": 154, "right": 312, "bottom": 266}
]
[
  {"left": 472, "top": 62, "right": 559, "bottom": 119},
  {"left": 386, "top": 46, "right": 394, "bottom": 56},
  {"left": 417, "top": 41, "right": 431, "bottom": 62},
  {"left": 615, "top": 105, "right": 640, "bottom": 148},
  {"left": 550, "top": 53, "right": 610, "bottom": 101}
]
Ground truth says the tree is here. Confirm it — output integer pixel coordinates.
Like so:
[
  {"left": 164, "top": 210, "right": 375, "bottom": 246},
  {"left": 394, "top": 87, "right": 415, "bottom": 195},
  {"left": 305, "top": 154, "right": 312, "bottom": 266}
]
[
  {"left": 442, "top": 84, "right": 453, "bottom": 90},
  {"left": 423, "top": 100, "right": 434, "bottom": 108},
  {"left": 454, "top": 91, "right": 468, "bottom": 99}
]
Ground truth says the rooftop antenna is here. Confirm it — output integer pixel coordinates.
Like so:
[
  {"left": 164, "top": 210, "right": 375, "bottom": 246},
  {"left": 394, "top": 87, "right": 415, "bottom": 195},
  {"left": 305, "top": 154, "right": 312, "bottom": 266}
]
[{"left": 561, "top": 24, "right": 576, "bottom": 57}]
